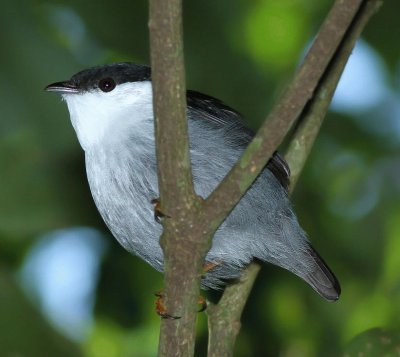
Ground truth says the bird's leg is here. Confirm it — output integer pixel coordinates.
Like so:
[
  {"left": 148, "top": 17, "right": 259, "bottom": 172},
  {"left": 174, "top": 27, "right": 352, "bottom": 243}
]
[
  {"left": 151, "top": 198, "right": 171, "bottom": 224},
  {"left": 203, "top": 261, "right": 221, "bottom": 274}
]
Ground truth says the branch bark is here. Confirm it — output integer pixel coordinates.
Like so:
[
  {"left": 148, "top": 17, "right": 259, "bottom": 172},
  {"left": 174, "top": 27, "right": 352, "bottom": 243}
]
[
  {"left": 149, "top": 1, "right": 210, "bottom": 356},
  {"left": 201, "top": 0, "right": 369, "bottom": 236},
  {"left": 207, "top": 1, "right": 382, "bottom": 356}
]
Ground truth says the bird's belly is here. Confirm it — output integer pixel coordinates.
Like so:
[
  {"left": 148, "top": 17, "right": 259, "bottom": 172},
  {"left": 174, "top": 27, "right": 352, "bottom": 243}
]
[{"left": 85, "top": 154, "right": 164, "bottom": 271}]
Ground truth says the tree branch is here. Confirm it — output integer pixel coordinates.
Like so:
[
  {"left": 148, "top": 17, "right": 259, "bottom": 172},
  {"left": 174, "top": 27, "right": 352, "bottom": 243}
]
[
  {"left": 285, "top": 3, "right": 383, "bottom": 191},
  {"left": 149, "top": 0, "right": 381, "bottom": 355},
  {"left": 207, "top": 263, "right": 261, "bottom": 357},
  {"left": 149, "top": 0, "right": 194, "bottom": 212},
  {"left": 201, "top": 0, "right": 368, "bottom": 236},
  {"left": 207, "top": 1, "right": 382, "bottom": 355},
  {"left": 149, "top": 1, "right": 210, "bottom": 356}
]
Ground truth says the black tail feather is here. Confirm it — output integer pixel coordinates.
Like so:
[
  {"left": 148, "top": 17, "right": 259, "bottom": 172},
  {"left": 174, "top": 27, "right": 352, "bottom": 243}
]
[{"left": 302, "top": 244, "right": 341, "bottom": 301}]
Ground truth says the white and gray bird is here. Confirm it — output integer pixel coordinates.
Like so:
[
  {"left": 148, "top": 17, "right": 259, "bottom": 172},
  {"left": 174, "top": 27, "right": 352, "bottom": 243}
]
[{"left": 46, "top": 62, "right": 340, "bottom": 300}]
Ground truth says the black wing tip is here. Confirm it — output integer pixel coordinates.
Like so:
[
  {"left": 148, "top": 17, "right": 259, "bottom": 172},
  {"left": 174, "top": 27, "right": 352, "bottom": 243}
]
[
  {"left": 321, "top": 280, "right": 341, "bottom": 302},
  {"left": 329, "top": 275, "right": 341, "bottom": 301},
  {"left": 306, "top": 271, "right": 341, "bottom": 302},
  {"left": 305, "top": 244, "right": 341, "bottom": 302}
]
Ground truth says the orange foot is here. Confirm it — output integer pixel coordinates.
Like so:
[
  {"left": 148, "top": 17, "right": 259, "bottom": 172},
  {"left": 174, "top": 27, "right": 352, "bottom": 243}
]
[{"left": 154, "top": 291, "right": 208, "bottom": 318}]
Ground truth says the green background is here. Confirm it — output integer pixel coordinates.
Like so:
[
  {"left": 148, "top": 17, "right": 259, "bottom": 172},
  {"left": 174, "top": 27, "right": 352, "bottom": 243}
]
[{"left": 1, "top": 0, "right": 400, "bottom": 356}]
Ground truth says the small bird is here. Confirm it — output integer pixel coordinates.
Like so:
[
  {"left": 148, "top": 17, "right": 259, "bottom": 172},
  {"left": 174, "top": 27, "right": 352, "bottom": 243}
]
[{"left": 46, "top": 62, "right": 340, "bottom": 301}]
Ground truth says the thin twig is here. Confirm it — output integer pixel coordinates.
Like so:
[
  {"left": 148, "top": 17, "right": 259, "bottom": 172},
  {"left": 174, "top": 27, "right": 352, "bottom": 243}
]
[
  {"left": 207, "top": 1, "right": 382, "bottom": 355},
  {"left": 201, "top": 0, "right": 366, "bottom": 236}
]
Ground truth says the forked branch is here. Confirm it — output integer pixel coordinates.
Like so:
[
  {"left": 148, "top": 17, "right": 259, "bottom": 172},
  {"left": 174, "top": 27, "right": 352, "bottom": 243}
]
[{"left": 149, "top": 1, "right": 382, "bottom": 356}]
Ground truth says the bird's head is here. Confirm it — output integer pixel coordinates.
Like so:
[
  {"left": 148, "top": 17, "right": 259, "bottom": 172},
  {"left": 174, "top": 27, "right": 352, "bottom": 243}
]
[{"left": 46, "top": 63, "right": 153, "bottom": 150}]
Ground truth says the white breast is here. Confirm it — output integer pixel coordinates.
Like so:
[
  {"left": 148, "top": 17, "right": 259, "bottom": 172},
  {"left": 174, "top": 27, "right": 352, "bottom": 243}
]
[{"left": 62, "top": 81, "right": 154, "bottom": 150}]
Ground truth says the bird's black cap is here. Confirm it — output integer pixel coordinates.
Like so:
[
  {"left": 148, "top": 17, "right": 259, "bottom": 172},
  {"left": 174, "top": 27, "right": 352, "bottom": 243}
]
[{"left": 45, "top": 63, "right": 151, "bottom": 93}]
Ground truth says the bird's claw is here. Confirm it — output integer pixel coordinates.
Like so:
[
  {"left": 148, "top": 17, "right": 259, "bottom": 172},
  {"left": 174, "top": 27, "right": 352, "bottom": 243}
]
[
  {"left": 151, "top": 198, "right": 171, "bottom": 224},
  {"left": 197, "top": 295, "right": 207, "bottom": 313},
  {"left": 154, "top": 291, "right": 207, "bottom": 317},
  {"left": 155, "top": 291, "right": 181, "bottom": 319}
]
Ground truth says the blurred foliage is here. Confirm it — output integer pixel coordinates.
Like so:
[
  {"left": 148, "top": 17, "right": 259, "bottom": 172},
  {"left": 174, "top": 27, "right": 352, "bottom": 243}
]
[
  {"left": 1, "top": 0, "right": 400, "bottom": 356},
  {"left": 343, "top": 328, "right": 400, "bottom": 357},
  {"left": 0, "top": 268, "right": 82, "bottom": 357}
]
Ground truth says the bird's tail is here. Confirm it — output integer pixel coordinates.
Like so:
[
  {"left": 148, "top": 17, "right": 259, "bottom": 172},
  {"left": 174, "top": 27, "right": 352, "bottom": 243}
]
[{"left": 299, "top": 243, "right": 341, "bottom": 301}]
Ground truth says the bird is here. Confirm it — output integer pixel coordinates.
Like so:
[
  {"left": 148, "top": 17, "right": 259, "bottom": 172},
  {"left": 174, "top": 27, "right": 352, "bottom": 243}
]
[{"left": 45, "top": 62, "right": 340, "bottom": 301}]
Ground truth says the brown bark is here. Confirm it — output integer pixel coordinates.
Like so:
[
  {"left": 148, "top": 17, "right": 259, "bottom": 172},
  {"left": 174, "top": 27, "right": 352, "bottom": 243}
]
[{"left": 149, "top": 1, "right": 209, "bottom": 356}]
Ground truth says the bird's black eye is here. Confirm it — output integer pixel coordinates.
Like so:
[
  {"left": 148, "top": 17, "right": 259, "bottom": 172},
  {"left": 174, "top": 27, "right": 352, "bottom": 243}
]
[{"left": 98, "top": 78, "right": 116, "bottom": 92}]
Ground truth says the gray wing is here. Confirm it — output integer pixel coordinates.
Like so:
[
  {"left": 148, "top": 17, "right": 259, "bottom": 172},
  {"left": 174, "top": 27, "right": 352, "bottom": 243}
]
[
  {"left": 187, "top": 90, "right": 290, "bottom": 189},
  {"left": 187, "top": 90, "right": 340, "bottom": 300}
]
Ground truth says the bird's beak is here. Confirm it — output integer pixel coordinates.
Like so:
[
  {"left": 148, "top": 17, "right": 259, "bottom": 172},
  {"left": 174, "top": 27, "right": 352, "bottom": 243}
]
[{"left": 45, "top": 81, "right": 79, "bottom": 94}]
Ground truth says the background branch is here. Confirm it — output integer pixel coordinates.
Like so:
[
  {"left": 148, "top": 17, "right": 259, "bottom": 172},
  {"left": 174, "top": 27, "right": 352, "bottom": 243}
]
[
  {"left": 207, "top": 1, "right": 382, "bottom": 355},
  {"left": 201, "top": 0, "right": 367, "bottom": 235}
]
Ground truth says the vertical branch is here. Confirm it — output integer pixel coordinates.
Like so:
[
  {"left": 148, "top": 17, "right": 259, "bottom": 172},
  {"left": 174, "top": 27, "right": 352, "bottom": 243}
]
[
  {"left": 149, "top": 0, "right": 205, "bottom": 356},
  {"left": 149, "top": 1, "right": 209, "bottom": 356},
  {"left": 149, "top": 0, "right": 193, "bottom": 205},
  {"left": 207, "top": 1, "right": 382, "bottom": 355}
]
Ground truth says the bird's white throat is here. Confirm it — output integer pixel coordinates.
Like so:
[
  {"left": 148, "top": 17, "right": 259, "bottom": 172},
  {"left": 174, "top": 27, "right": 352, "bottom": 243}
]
[{"left": 62, "top": 81, "right": 154, "bottom": 151}]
